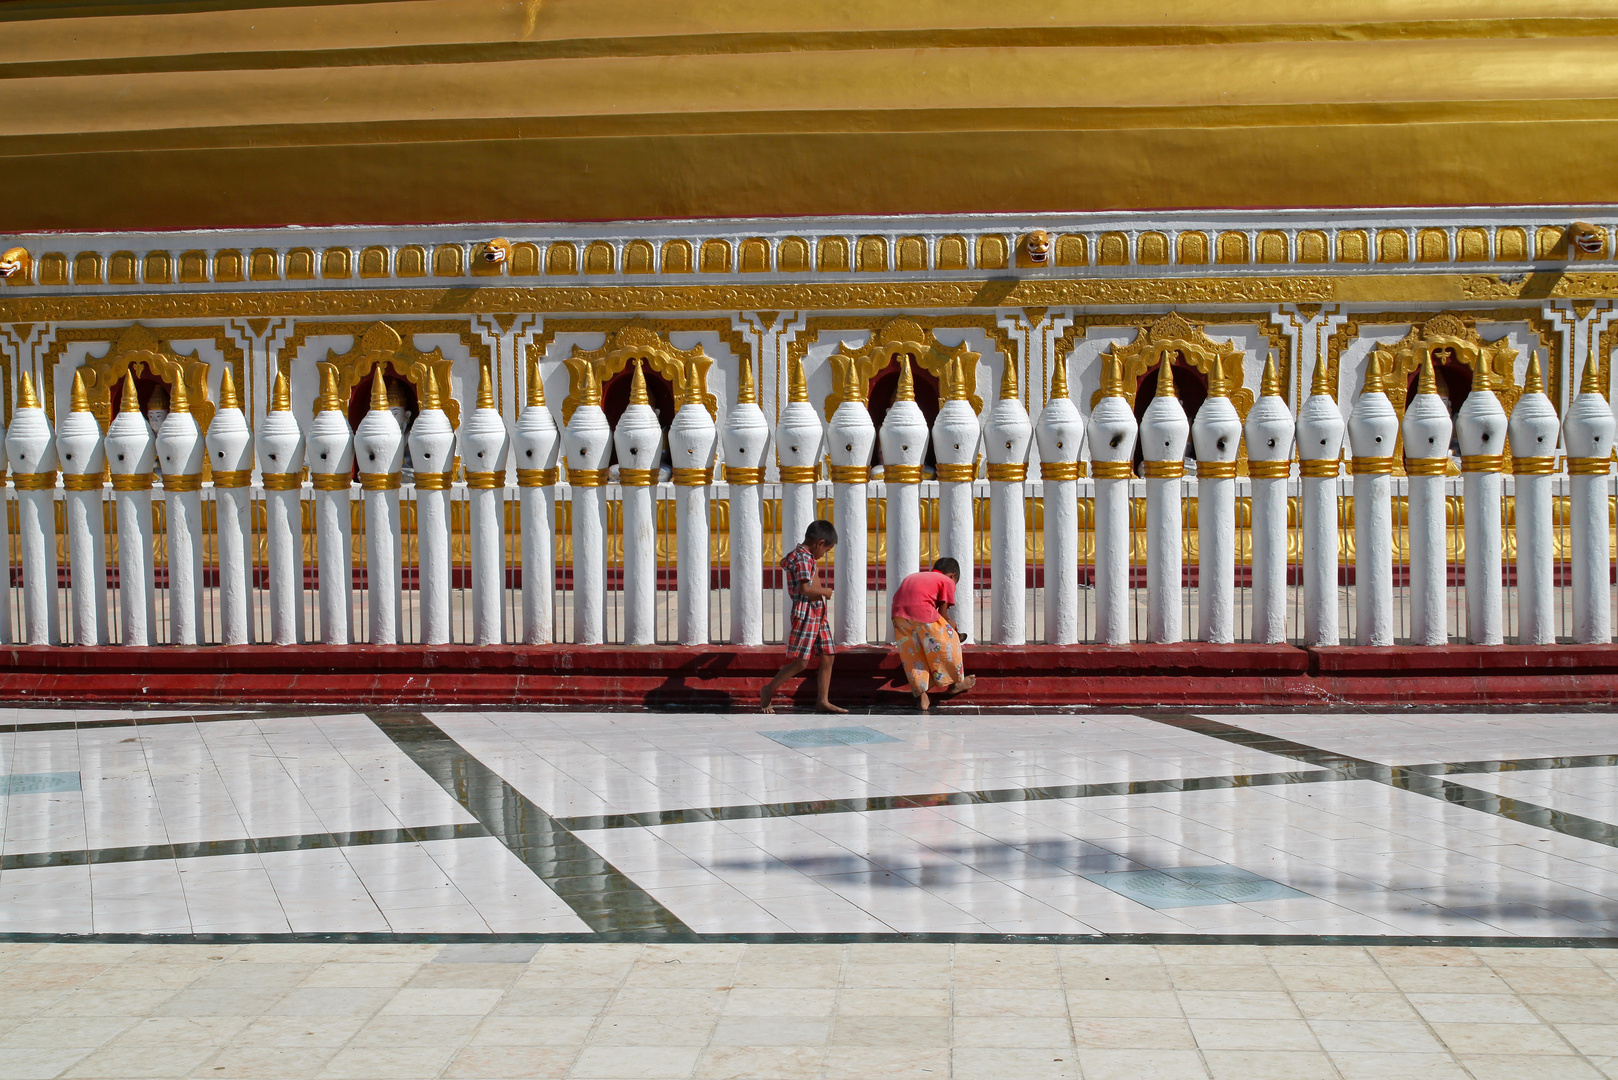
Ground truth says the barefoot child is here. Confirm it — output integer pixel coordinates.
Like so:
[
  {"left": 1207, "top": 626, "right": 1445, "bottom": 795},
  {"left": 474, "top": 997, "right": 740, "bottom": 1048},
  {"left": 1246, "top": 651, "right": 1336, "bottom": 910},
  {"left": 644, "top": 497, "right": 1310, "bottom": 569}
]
[
  {"left": 760, "top": 520, "right": 846, "bottom": 714},
  {"left": 890, "top": 557, "right": 975, "bottom": 711}
]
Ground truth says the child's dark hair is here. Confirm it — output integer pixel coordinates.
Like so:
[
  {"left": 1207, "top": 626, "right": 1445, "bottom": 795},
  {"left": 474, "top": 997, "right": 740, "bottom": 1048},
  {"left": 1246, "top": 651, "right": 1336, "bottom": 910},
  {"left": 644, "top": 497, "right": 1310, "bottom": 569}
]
[
  {"left": 933, "top": 557, "right": 961, "bottom": 577},
  {"left": 804, "top": 520, "right": 838, "bottom": 546}
]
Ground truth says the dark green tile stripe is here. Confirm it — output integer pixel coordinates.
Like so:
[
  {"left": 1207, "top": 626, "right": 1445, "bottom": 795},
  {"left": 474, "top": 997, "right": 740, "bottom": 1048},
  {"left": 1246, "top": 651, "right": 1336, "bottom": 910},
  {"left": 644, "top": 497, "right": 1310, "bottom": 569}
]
[
  {"left": 0, "top": 822, "right": 488, "bottom": 871},
  {"left": 367, "top": 711, "right": 693, "bottom": 938}
]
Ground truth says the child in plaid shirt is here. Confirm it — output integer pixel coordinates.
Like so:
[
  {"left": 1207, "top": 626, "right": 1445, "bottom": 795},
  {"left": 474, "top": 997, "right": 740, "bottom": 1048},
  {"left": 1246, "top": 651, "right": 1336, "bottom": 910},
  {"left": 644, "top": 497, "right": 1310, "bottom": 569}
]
[{"left": 761, "top": 520, "right": 845, "bottom": 714}]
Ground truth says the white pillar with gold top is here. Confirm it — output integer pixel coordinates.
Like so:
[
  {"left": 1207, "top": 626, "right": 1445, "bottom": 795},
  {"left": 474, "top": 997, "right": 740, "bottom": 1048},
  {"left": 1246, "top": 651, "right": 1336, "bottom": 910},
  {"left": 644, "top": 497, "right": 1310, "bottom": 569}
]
[
  {"left": 106, "top": 375, "right": 155, "bottom": 646},
  {"left": 1244, "top": 359, "right": 1294, "bottom": 644},
  {"left": 462, "top": 362, "right": 511, "bottom": 646},
  {"left": 514, "top": 355, "right": 560, "bottom": 644},
  {"left": 1191, "top": 360, "right": 1242, "bottom": 644},
  {"left": 408, "top": 370, "right": 456, "bottom": 646},
  {"left": 8, "top": 375, "right": 59, "bottom": 645},
  {"left": 206, "top": 367, "right": 254, "bottom": 646},
  {"left": 932, "top": 356, "right": 980, "bottom": 644},
  {"left": 1139, "top": 357, "right": 1190, "bottom": 644},
  {"left": 156, "top": 373, "right": 205, "bottom": 646},
  {"left": 1509, "top": 355, "right": 1560, "bottom": 644},
  {"left": 775, "top": 353, "right": 823, "bottom": 603},
  {"left": 721, "top": 356, "right": 769, "bottom": 646},
  {"left": 614, "top": 359, "right": 663, "bottom": 647},
  {"left": 1296, "top": 357, "right": 1346, "bottom": 646},
  {"left": 985, "top": 354, "right": 1032, "bottom": 645},
  {"left": 1565, "top": 356, "right": 1616, "bottom": 644},
  {"left": 563, "top": 361, "right": 612, "bottom": 646},
  {"left": 1348, "top": 356, "right": 1398, "bottom": 646},
  {"left": 57, "top": 372, "right": 107, "bottom": 647},
  {"left": 254, "top": 373, "right": 304, "bottom": 646},
  {"left": 1036, "top": 355, "right": 1084, "bottom": 645},
  {"left": 1457, "top": 361, "right": 1508, "bottom": 645},
  {"left": 307, "top": 366, "right": 355, "bottom": 645},
  {"left": 879, "top": 355, "right": 928, "bottom": 642},
  {"left": 1086, "top": 353, "right": 1137, "bottom": 646},
  {"left": 355, "top": 366, "right": 405, "bottom": 645},
  {"left": 669, "top": 357, "right": 718, "bottom": 646},
  {"left": 1401, "top": 353, "right": 1452, "bottom": 647},
  {"left": 828, "top": 362, "right": 876, "bottom": 646}
]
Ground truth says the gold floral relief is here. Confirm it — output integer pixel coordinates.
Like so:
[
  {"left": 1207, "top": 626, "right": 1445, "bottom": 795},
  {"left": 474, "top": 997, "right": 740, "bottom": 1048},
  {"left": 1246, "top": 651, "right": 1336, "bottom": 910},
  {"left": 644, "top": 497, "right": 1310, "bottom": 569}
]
[
  {"left": 317, "top": 321, "right": 458, "bottom": 428},
  {"left": 821, "top": 316, "right": 981, "bottom": 415},
  {"left": 561, "top": 323, "right": 716, "bottom": 424},
  {"left": 1092, "top": 312, "right": 1254, "bottom": 421},
  {"left": 60, "top": 322, "right": 220, "bottom": 435}
]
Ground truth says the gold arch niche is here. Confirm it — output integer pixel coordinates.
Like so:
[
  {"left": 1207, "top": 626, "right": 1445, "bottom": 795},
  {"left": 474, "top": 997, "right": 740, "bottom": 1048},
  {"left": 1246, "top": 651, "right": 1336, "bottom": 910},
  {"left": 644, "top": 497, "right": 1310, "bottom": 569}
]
[
  {"left": 1367, "top": 313, "right": 1523, "bottom": 465},
  {"left": 562, "top": 324, "right": 715, "bottom": 425},
  {"left": 70, "top": 323, "right": 214, "bottom": 434},
  {"left": 1091, "top": 312, "right": 1254, "bottom": 420},
  {"left": 823, "top": 317, "right": 981, "bottom": 416},
  {"left": 315, "top": 322, "right": 459, "bottom": 429}
]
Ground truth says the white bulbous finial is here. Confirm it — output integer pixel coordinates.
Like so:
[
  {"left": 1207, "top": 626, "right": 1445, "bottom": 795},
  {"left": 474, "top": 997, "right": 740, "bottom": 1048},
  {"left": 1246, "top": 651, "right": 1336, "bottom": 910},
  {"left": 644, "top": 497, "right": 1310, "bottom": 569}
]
[
  {"left": 106, "top": 376, "right": 155, "bottom": 477},
  {"left": 57, "top": 372, "right": 105, "bottom": 478},
  {"left": 1087, "top": 353, "right": 1137, "bottom": 469},
  {"left": 1244, "top": 359, "right": 1294, "bottom": 467},
  {"left": 668, "top": 360, "right": 718, "bottom": 474},
  {"left": 721, "top": 359, "right": 770, "bottom": 471},
  {"left": 826, "top": 361, "right": 875, "bottom": 469},
  {"left": 307, "top": 368, "right": 356, "bottom": 477},
  {"left": 205, "top": 368, "right": 252, "bottom": 476},
  {"left": 1297, "top": 358, "right": 1345, "bottom": 465},
  {"left": 984, "top": 356, "right": 1032, "bottom": 467},
  {"left": 353, "top": 366, "right": 404, "bottom": 477},
  {"left": 879, "top": 354, "right": 928, "bottom": 471},
  {"left": 256, "top": 372, "right": 305, "bottom": 477},
  {"left": 408, "top": 370, "right": 456, "bottom": 478},
  {"left": 776, "top": 354, "right": 824, "bottom": 473},
  {"left": 612, "top": 359, "right": 664, "bottom": 477},
  {"left": 459, "top": 362, "right": 510, "bottom": 477},
  {"left": 1347, "top": 355, "right": 1398, "bottom": 461},
  {"left": 932, "top": 355, "right": 981, "bottom": 471},
  {"left": 1035, "top": 357, "right": 1085, "bottom": 467},
  {"left": 7, "top": 373, "right": 58, "bottom": 478},
  {"left": 514, "top": 358, "right": 560, "bottom": 475},
  {"left": 1191, "top": 362, "right": 1242, "bottom": 467},
  {"left": 1456, "top": 361, "right": 1508, "bottom": 460},
  {"left": 1565, "top": 356, "right": 1616, "bottom": 460},
  {"left": 155, "top": 375, "right": 203, "bottom": 480},
  {"left": 1402, "top": 355, "right": 1452, "bottom": 465},
  {"left": 563, "top": 360, "right": 612, "bottom": 479},
  {"left": 1509, "top": 354, "right": 1560, "bottom": 462},
  {"left": 1139, "top": 355, "right": 1189, "bottom": 465}
]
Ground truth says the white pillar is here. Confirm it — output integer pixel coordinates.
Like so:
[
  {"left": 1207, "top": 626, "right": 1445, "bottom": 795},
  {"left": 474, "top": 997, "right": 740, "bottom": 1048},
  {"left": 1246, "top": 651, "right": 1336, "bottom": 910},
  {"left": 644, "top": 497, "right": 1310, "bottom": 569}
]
[
  {"left": 1565, "top": 357, "right": 1615, "bottom": 643},
  {"left": 58, "top": 373, "right": 107, "bottom": 646},
  {"left": 106, "top": 375, "right": 155, "bottom": 646},
  {"left": 613, "top": 359, "right": 662, "bottom": 646},
  {"left": 206, "top": 367, "right": 254, "bottom": 646},
  {"left": 514, "top": 356, "right": 560, "bottom": 644},
  {"left": 984, "top": 354, "right": 1033, "bottom": 645},
  {"left": 776, "top": 353, "right": 824, "bottom": 617},
  {"left": 354, "top": 366, "right": 404, "bottom": 645},
  {"left": 1035, "top": 354, "right": 1084, "bottom": 644},
  {"left": 408, "top": 371, "right": 456, "bottom": 645},
  {"left": 6, "top": 374, "right": 58, "bottom": 645},
  {"left": 1244, "top": 359, "right": 1295, "bottom": 644},
  {"left": 669, "top": 359, "right": 718, "bottom": 646},
  {"left": 307, "top": 366, "right": 355, "bottom": 645},
  {"left": 933, "top": 356, "right": 980, "bottom": 643},
  {"left": 1191, "top": 365, "right": 1242, "bottom": 644},
  {"left": 1402, "top": 355, "right": 1453, "bottom": 646},
  {"left": 1347, "top": 356, "right": 1398, "bottom": 646},
  {"left": 1296, "top": 358, "right": 1346, "bottom": 646},
  {"left": 461, "top": 362, "right": 511, "bottom": 646},
  {"left": 878, "top": 355, "right": 927, "bottom": 642},
  {"left": 154, "top": 374, "right": 206, "bottom": 646},
  {"left": 1087, "top": 353, "right": 1138, "bottom": 645},
  {"left": 563, "top": 362, "right": 612, "bottom": 645},
  {"left": 721, "top": 358, "right": 770, "bottom": 646},
  {"left": 1139, "top": 356, "right": 1190, "bottom": 644},
  {"left": 1509, "top": 355, "right": 1560, "bottom": 644},
  {"left": 1456, "top": 365, "right": 1508, "bottom": 645},
  {"left": 827, "top": 362, "right": 876, "bottom": 646},
  {"left": 256, "top": 371, "right": 305, "bottom": 646}
]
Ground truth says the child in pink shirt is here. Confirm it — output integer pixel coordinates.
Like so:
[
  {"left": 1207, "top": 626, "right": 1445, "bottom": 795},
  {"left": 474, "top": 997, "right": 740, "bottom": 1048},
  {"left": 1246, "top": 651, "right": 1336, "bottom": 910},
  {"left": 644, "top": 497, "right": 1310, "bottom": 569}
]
[{"left": 890, "top": 558, "right": 975, "bottom": 710}]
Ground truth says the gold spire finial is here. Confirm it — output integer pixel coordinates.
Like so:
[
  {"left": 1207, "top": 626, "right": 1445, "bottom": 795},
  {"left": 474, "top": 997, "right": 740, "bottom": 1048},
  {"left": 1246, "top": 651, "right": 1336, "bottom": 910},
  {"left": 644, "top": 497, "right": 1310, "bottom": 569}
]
[
  {"left": 683, "top": 355, "right": 705, "bottom": 407},
  {"left": 422, "top": 367, "right": 442, "bottom": 411},
  {"left": 1154, "top": 352, "right": 1177, "bottom": 399},
  {"left": 271, "top": 371, "right": 291, "bottom": 412},
  {"left": 318, "top": 365, "right": 342, "bottom": 412},
  {"left": 526, "top": 354, "right": 546, "bottom": 408},
  {"left": 1259, "top": 356, "right": 1282, "bottom": 398},
  {"left": 70, "top": 370, "right": 90, "bottom": 413},
  {"left": 999, "top": 357, "right": 1019, "bottom": 401},
  {"left": 840, "top": 358, "right": 864, "bottom": 407},
  {"left": 1050, "top": 357, "right": 1070, "bottom": 401},
  {"left": 1581, "top": 354, "right": 1603, "bottom": 395},
  {"left": 1361, "top": 354, "right": 1386, "bottom": 395},
  {"left": 895, "top": 354, "right": 915, "bottom": 403},
  {"left": 1416, "top": 351, "right": 1438, "bottom": 396},
  {"left": 1206, "top": 357, "right": 1230, "bottom": 399},
  {"left": 369, "top": 365, "right": 389, "bottom": 413},
  {"left": 121, "top": 373, "right": 141, "bottom": 414},
  {"left": 1309, "top": 355, "right": 1331, "bottom": 396},
  {"left": 628, "top": 358, "right": 650, "bottom": 406},
  {"left": 945, "top": 355, "right": 970, "bottom": 402},
  {"left": 169, "top": 373, "right": 190, "bottom": 415},
  {"left": 1523, "top": 352, "right": 1544, "bottom": 395},
  {"left": 476, "top": 361, "right": 495, "bottom": 410},
  {"left": 1099, "top": 352, "right": 1127, "bottom": 398},
  {"left": 736, "top": 356, "right": 757, "bottom": 405},
  {"left": 219, "top": 365, "right": 240, "bottom": 411},
  {"left": 1473, "top": 359, "right": 1494, "bottom": 393},
  {"left": 17, "top": 371, "right": 39, "bottom": 410},
  {"left": 787, "top": 353, "right": 809, "bottom": 403},
  {"left": 578, "top": 359, "right": 602, "bottom": 408}
]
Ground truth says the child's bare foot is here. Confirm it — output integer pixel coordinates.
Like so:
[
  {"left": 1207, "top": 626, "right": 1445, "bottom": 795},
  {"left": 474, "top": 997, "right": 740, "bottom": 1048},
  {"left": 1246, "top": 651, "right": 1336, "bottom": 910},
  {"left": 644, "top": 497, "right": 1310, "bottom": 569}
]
[
  {"left": 760, "top": 688, "right": 778, "bottom": 713},
  {"left": 816, "top": 701, "right": 848, "bottom": 714},
  {"left": 943, "top": 675, "right": 976, "bottom": 697},
  {"left": 915, "top": 691, "right": 931, "bottom": 712}
]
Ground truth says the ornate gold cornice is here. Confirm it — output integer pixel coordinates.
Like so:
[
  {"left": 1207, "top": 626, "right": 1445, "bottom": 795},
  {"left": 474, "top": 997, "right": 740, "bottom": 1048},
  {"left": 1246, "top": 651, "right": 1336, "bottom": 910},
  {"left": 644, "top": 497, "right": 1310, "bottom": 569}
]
[
  {"left": 561, "top": 323, "right": 717, "bottom": 425},
  {"left": 51, "top": 323, "right": 220, "bottom": 437},
  {"left": 315, "top": 321, "right": 460, "bottom": 428},
  {"left": 1091, "top": 312, "right": 1255, "bottom": 420},
  {"left": 820, "top": 316, "right": 983, "bottom": 416}
]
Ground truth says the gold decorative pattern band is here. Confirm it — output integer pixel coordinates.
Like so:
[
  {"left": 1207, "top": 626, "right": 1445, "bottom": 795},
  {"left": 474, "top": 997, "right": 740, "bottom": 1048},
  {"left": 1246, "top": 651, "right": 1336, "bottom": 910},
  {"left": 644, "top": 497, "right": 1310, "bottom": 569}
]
[
  {"left": 211, "top": 470, "right": 253, "bottom": 488},
  {"left": 1403, "top": 458, "right": 1449, "bottom": 476},
  {"left": 1567, "top": 456, "right": 1613, "bottom": 475},
  {"left": 617, "top": 468, "right": 657, "bottom": 487},
  {"left": 1246, "top": 460, "right": 1291, "bottom": 479},
  {"left": 465, "top": 470, "right": 503, "bottom": 490},
  {"left": 516, "top": 467, "right": 559, "bottom": 487},
  {"left": 1350, "top": 456, "right": 1395, "bottom": 475},
  {"left": 828, "top": 465, "right": 870, "bottom": 485},
  {"left": 725, "top": 466, "right": 765, "bottom": 485},
  {"left": 985, "top": 463, "right": 1028, "bottom": 483},
  {"left": 413, "top": 471, "right": 454, "bottom": 490},
  {"left": 1512, "top": 456, "right": 1557, "bottom": 475},
  {"left": 1040, "top": 461, "right": 1081, "bottom": 481},
  {"left": 880, "top": 464, "right": 922, "bottom": 485},
  {"left": 162, "top": 473, "right": 204, "bottom": 492},
  {"left": 568, "top": 467, "right": 610, "bottom": 487},
  {"left": 359, "top": 472, "right": 402, "bottom": 491},
  {"left": 1090, "top": 461, "right": 1134, "bottom": 480},
  {"left": 1142, "top": 460, "right": 1185, "bottom": 479},
  {"left": 934, "top": 463, "right": 977, "bottom": 483},
  {"left": 1299, "top": 459, "right": 1341, "bottom": 478},
  {"left": 310, "top": 473, "right": 352, "bottom": 491},
  {"left": 777, "top": 464, "right": 821, "bottom": 484},
  {"left": 110, "top": 473, "right": 155, "bottom": 491},
  {"left": 1195, "top": 461, "right": 1238, "bottom": 479},
  {"left": 672, "top": 467, "right": 714, "bottom": 487},
  {"left": 12, "top": 472, "right": 58, "bottom": 491},
  {"left": 62, "top": 474, "right": 103, "bottom": 491},
  {"left": 261, "top": 471, "right": 303, "bottom": 491},
  {"left": 1460, "top": 453, "right": 1505, "bottom": 474}
]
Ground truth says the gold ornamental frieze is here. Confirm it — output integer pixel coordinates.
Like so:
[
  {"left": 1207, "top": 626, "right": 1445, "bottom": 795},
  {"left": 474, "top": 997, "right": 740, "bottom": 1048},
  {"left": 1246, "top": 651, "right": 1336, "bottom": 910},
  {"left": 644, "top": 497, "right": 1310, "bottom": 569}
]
[
  {"left": 561, "top": 324, "right": 716, "bottom": 424},
  {"left": 822, "top": 317, "right": 982, "bottom": 415}
]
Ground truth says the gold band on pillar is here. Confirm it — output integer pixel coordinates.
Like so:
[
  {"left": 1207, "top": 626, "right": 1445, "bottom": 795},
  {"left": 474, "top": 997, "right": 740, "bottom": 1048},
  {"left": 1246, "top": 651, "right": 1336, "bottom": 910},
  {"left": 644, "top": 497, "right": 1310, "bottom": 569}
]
[
  {"left": 724, "top": 466, "right": 765, "bottom": 485},
  {"left": 162, "top": 473, "right": 203, "bottom": 492},
  {"left": 672, "top": 467, "right": 713, "bottom": 486},
  {"left": 1246, "top": 460, "right": 1291, "bottom": 479},
  {"left": 62, "top": 474, "right": 103, "bottom": 491},
  {"left": 1195, "top": 461, "right": 1238, "bottom": 479},
  {"left": 828, "top": 465, "right": 869, "bottom": 484},
  {"left": 1299, "top": 459, "right": 1341, "bottom": 478},
  {"left": 1460, "top": 453, "right": 1505, "bottom": 474},
  {"left": 12, "top": 472, "right": 57, "bottom": 491},
  {"left": 1350, "top": 456, "right": 1395, "bottom": 475},
  {"left": 934, "top": 462, "right": 977, "bottom": 483},
  {"left": 464, "top": 471, "right": 503, "bottom": 489},
  {"left": 985, "top": 462, "right": 1027, "bottom": 482},
  {"left": 1142, "top": 460, "right": 1185, "bottom": 479},
  {"left": 517, "top": 467, "right": 559, "bottom": 487},
  {"left": 211, "top": 470, "right": 253, "bottom": 488},
  {"left": 777, "top": 464, "right": 821, "bottom": 484},
  {"left": 880, "top": 464, "right": 922, "bottom": 484},
  {"left": 617, "top": 467, "right": 657, "bottom": 487},
  {"left": 1512, "top": 456, "right": 1557, "bottom": 475},
  {"left": 359, "top": 472, "right": 402, "bottom": 491},
  {"left": 568, "top": 467, "right": 610, "bottom": 487},
  {"left": 261, "top": 471, "right": 303, "bottom": 491},
  {"left": 310, "top": 473, "right": 352, "bottom": 491},
  {"left": 413, "top": 471, "right": 454, "bottom": 490},
  {"left": 110, "top": 473, "right": 156, "bottom": 491},
  {"left": 1567, "top": 456, "right": 1612, "bottom": 475},
  {"left": 1040, "top": 461, "right": 1081, "bottom": 481},
  {"left": 1403, "top": 458, "right": 1449, "bottom": 476},
  {"left": 1090, "top": 461, "right": 1133, "bottom": 479}
]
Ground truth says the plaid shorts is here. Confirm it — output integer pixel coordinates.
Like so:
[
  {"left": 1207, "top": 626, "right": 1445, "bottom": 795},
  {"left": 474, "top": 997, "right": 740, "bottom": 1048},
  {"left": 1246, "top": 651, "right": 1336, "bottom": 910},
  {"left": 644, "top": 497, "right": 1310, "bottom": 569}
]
[{"left": 787, "top": 600, "right": 835, "bottom": 660}]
